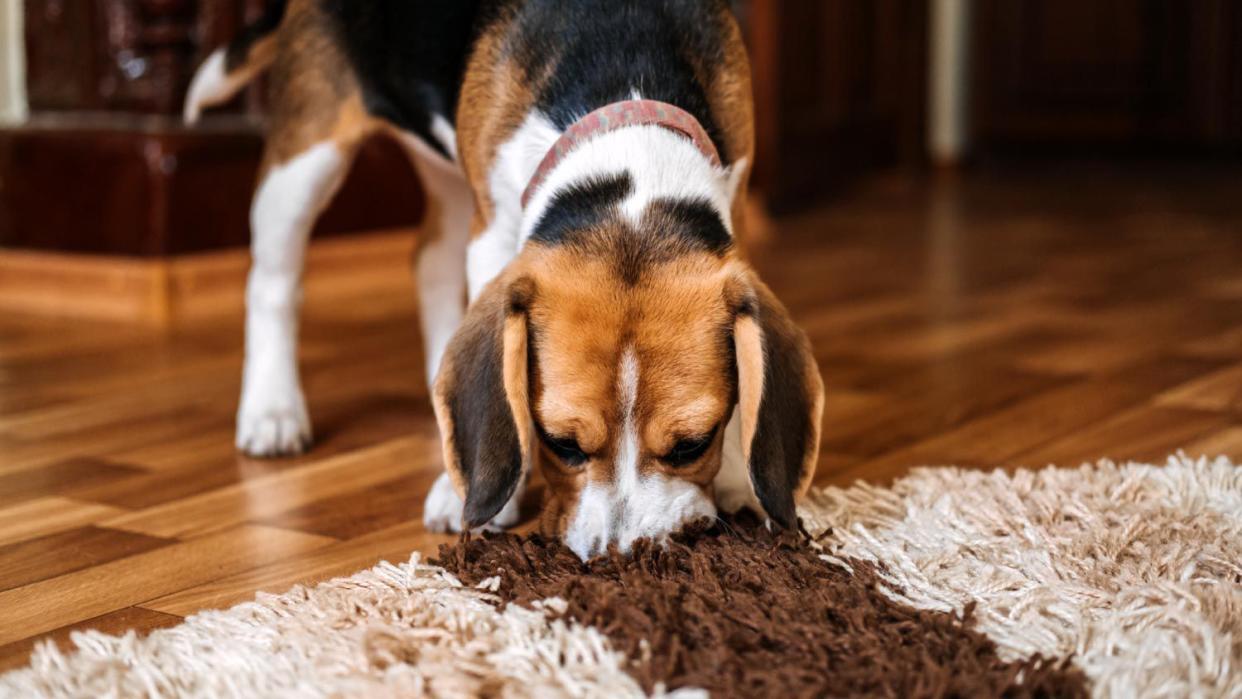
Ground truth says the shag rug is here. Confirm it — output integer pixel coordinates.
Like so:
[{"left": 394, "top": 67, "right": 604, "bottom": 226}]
[{"left": 2, "top": 455, "right": 1239, "bottom": 698}]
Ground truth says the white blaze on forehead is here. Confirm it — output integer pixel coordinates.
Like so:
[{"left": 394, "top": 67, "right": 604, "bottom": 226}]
[
  {"left": 565, "top": 347, "right": 716, "bottom": 560},
  {"left": 616, "top": 348, "right": 641, "bottom": 484}
]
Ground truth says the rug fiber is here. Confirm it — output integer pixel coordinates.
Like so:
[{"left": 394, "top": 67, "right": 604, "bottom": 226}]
[{"left": 1, "top": 455, "right": 1237, "bottom": 698}]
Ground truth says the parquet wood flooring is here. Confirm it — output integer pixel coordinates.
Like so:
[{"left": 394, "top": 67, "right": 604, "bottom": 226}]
[{"left": 2, "top": 169, "right": 1241, "bottom": 670}]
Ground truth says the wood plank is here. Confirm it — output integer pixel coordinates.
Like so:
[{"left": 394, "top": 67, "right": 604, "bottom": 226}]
[
  {"left": 102, "top": 435, "right": 435, "bottom": 538},
  {"left": 827, "top": 357, "right": 1224, "bottom": 484},
  {"left": 0, "top": 526, "right": 171, "bottom": 591},
  {"left": 1180, "top": 427, "right": 1242, "bottom": 462},
  {"left": 0, "top": 230, "right": 416, "bottom": 325},
  {"left": 0, "top": 497, "right": 128, "bottom": 547},
  {"left": 143, "top": 521, "right": 451, "bottom": 617},
  {"left": 821, "top": 363, "right": 1065, "bottom": 459},
  {"left": 257, "top": 473, "right": 425, "bottom": 539},
  {"left": 0, "top": 458, "right": 145, "bottom": 507},
  {"left": 1014, "top": 335, "right": 1156, "bottom": 375},
  {"left": 1012, "top": 405, "right": 1226, "bottom": 468},
  {"left": 72, "top": 395, "right": 429, "bottom": 509},
  {"left": 1155, "top": 362, "right": 1242, "bottom": 412},
  {"left": 0, "top": 606, "right": 182, "bottom": 673},
  {"left": 0, "top": 525, "right": 333, "bottom": 646},
  {"left": 0, "top": 250, "right": 166, "bottom": 323}
]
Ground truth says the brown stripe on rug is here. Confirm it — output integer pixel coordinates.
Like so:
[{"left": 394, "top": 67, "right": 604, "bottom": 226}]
[
  {"left": 800, "top": 455, "right": 1242, "bottom": 698},
  {"left": 435, "top": 513, "right": 1088, "bottom": 699}
]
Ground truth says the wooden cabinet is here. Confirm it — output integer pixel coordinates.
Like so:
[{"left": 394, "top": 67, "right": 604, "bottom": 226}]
[
  {"left": 23, "top": 0, "right": 264, "bottom": 115},
  {"left": 745, "top": 0, "right": 928, "bottom": 211},
  {"left": 3, "top": 1, "right": 421, "bottom": 257},
  {"left": 971, "top": 0, "right": 1242, "bottom": 156}
]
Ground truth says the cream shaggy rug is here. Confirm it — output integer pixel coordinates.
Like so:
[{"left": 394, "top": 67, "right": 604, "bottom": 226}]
[{"left": 2, "top": 454, "right": 1238, "bottom": 698}]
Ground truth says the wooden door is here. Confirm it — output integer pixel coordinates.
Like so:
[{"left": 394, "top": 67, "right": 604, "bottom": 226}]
[
  {"left": 971, "top": 0, "right": 1242, "bottom": 157},
  {"left": 744, "top": 0, "right": 928, "bottom": 212}
]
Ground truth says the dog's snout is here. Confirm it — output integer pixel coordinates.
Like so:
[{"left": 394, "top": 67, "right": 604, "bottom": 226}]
[{"left": 565, "top": 480, "right": 717, "bottom": 560}]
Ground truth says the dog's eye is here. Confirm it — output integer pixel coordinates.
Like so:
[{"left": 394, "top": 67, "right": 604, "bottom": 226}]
[
  {"left": 537, "top": 424, "right": 588, "bottom": 466},
  {"left": 663, "top": 426, "right": 718, "bottom": 467}
]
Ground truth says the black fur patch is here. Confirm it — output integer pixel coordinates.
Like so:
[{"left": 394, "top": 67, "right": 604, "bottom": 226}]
[
  {"left": 304, "top": 0, "right": 738, "bottom": 164},
  {"left": 510, "top": 0, "right": 732, "bottom": 161},
  {"left": 529, "top": 172, "right": 634, "bottom": 245},
  {"left": 531, "top": 176, "right": 733, "bottom": 286},
  {"left": 644, "top": 197, "right": 732, "bottom": 255},
  {"left": 318, "top": 0, "right": 497, "bottom": 157},
  {"left": 225, "top": 0, "right": 288, "bottom": 71}
]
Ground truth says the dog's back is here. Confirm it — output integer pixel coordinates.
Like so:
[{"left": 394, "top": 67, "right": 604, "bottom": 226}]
[{"left": 188, "top": 0, "right": 743, "bottom": 159}]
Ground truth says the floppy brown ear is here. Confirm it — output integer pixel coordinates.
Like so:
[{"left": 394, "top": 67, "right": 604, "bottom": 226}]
[
  {"left": 732, "top": 272, "right": 824, "bottom": 528},
  {"left": 431, "top": 273, "right": 535, "bottom": 528}
]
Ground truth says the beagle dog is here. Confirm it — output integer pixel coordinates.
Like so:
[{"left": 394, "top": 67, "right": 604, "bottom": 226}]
[{"left": 186, "top": 0, "right": 823, "bottom": 559}]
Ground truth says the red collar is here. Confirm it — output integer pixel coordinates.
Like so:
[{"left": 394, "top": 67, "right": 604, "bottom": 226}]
[{"left": 520, "top": 99, "right": 722, "bottom": 209}]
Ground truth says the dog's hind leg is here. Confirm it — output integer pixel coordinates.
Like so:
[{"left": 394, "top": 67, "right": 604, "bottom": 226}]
[
  {"left": 236, "top": 94, "right": 371, "bottom": 457},
  {"left": 395, "top": 132, "right": 474, "bottom": 387},
  {"left": 236, "top": 139, "right": 356, "bottom": 456}
]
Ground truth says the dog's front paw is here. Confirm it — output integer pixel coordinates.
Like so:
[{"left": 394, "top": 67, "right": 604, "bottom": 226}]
[
  {"left": 236, "top": 402, "right": 311, "bottom": 457},
  {"left": 422, "top": 472, "right": 525, "bottom": 533},
  {"left": 716, "top": 481, "right": 762, "bottom": 516},
  {"left": 487, "top": 483, "right": 524, "bottom": 529},
  {"left": 423, "top": 472, "right": 465, "bottom": 533}
]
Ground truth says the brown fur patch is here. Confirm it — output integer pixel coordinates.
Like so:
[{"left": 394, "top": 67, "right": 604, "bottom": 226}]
[
  {"left": 455, "top": 6, "right": 538, "bottom": 234},
  {"left": 519, "top": 231, "right": 822, "bottom": 534},
  {"left": 733, "top": 313, "right": 764, "bottom": 460},
  {"left": 260, "top": 0, "right": 376, "bottom": 171},
  {"left": 520, "top": 240, "right": 742, "bottom": 535},
  {"left": 703, "top": 6, "right": 755, "bottom": 239}
]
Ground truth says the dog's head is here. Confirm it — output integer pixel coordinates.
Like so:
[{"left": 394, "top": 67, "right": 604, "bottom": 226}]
[{"left": 432, "top": 183, "right": 822, "bottom": 559}]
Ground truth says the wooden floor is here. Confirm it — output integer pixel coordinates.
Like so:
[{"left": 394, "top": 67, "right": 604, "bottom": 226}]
[{"left": 3, "top": 167, "right": 1242, "bottom": 669}]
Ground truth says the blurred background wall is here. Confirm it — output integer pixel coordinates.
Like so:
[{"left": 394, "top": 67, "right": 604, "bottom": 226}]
[
  {"left": 0, "top": 0, "right": 422, "bottom": 259},
  {"left": 968, "top": 1, "right": 1242, "bottom": 160},
  {"left": 0, "top": 1, "right": 1239, "bottom": 319}
]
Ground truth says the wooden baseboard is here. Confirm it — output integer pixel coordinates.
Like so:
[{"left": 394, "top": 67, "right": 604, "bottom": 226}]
[{"left": 0, "top": 230, "right": 417, "bottom": 324}]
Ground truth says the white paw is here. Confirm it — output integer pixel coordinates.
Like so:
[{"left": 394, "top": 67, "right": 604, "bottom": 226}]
[
  {"left": 713, "top": 407, "right": 763, "bottom": 515},
  {"left": 423, "top": 473, "right": 465, "bottom": 533},
  {"left": 716, "top": 482, "right": 762, "bottom": 516},
  {"left": 489, "top": 477, "right": 525, "bottom": 529},
  {"left": 236, "top": 403, "right": 311, "bottom": 457},
  {"left": 422, "top": 472, "right": 526, "bottom": 533}
]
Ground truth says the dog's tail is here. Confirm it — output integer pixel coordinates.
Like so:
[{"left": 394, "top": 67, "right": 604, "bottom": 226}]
[{"left": 183, "top": 0, "right": 287, "bottom": 123}]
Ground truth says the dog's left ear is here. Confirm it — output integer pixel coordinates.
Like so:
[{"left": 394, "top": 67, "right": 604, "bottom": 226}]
[
  {"left": 431, "top": 272, "right": 535, "bottom": 529},
  {"left": 730, "top": 270, "right": 824, "bottom": 528}
]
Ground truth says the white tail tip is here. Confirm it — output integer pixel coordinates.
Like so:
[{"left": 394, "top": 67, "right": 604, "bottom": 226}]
[{"left": 183, "top": 49, "right": 234, "bottom": 125}]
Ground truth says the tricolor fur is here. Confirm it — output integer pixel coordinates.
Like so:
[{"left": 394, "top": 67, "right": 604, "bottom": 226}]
[{"left": 187, "top": 0, "right": 823, "bottom": 558}]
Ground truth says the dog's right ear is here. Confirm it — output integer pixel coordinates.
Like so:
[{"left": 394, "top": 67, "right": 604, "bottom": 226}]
[
  {"left": 431, "top": 272, "right": 535, "bottom": 529},
  {"left": 728, "top": 268, "right": 824, "bottom": 529}
]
